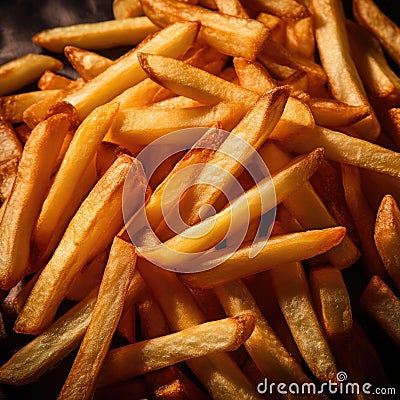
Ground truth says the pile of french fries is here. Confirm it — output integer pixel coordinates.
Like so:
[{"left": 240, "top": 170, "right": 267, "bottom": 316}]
[{"left": 0, "top": 0, "right": 400, "bottom": 398}]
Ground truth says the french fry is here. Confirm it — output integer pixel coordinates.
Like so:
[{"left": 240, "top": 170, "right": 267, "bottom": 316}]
[
  {"left": 0, "top": 114, "right": 70, "bottom": 290},
  {"left": 0, "top": 54, "right": 63, "bottom": 96},
  {"left": 214, "top": 0, "right": 249, "bottom": 18},
  {"left": 0, "top": 90, "right": 61, "bottom": 124},
  {"left": 341, "top": 164, "right": 388, "bottom": 279},
  {"left": 280, "top": 70, "right": 309, "bottom": 93},
  {"left": 0, "top": 116, "right": 22, "bottom": 163},
  {"left": 64, "top": 46, "right": 113, "bottom": 81},
  {"left": 15, "top": 155, "right": 145, "bottom": 334},
  {"left": 244, "top": 0, "right": 309, "bottom": 19},
  {"left": 256, "top": 13, "right": 286, "bottom": 44},
  {"left": 138, "top": 53, "right": 315, "bottom": 139},
  {"left": 214, "top": 279, "right": 310, "bottom": 385},
  {"left": 63, "top": 21, "right": 200, "bottom": 121},
  {"left": 259, "top": 143, "right": 359, "bottom": 269},
  {"left": 361, "top": 276, "right": 400, "bottom": 348},
  {"left": 347, "top": 21, "right": 400, "bottom": 101},
  {"left": 107, "top": 101, "right": 244, "bottom": 147},
  {"left": 32, "top": 102, "right": 119, "bottom": 259},
  {"left": 113, "top": 0, "right": 144, "bottom": 19},
  {"left": 270, "top": 262, "right": 338, "bottom": 382},
  {"left": 285, "top": 17, "right": 315, "bottom": 60},
  {"left": 0, "top": 158, "right": 18, "bottom": 203},
  {"left": 33, "top": 17, "right": 159, "bottom": 53},
  {"left": 58, "top": 238, "right": 137, "bottom": 400},
  {"left": 374, "top": 195, "right": 400, "bottom": 293},
  {"left": 98, "top": 313, "right": 255, "bottom": 387},
  {"left": 279, "top": 125, "right": 400, "bottom": 179},
  {"left": 137, "top": 259, "right": 262, "bottom": 400},
  {"left": 117, "top": 304, "right": 137, "bottom": 343},
  {"left": 0, "top": 287, "right": 99, "bottom": 385},
  {"left": 38, "top": 70, "right": 72, "bottom": 90},
  {"left": 353, "top": 0, "right": 400, "bottom": 68},
  {"left": 14, "top": 123, "right": 31, "bottom": 144},
  {"left": 234, "top": 57, "right": 275, "bottom": 92},
  {"left": 309, "top": 266, "right": 352, "bottom": 340},
  {"left": 140, "top": 0, "right": 269, "bottom": 59},
  {"left": 181, "top": 227, "right": 346, "bottom": 288},
  {"left": 311, "top": 0, "right": 380, "bottom": 141}
]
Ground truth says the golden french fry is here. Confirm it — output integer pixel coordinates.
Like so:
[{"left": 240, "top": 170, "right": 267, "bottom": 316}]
[
  {"left": 15, "top": 155, "right": 145, "bottom": 334},
  {"left": 353, "top": 0, "right": 400, "bottom": 67},
  {"left": 374, "top": 195, "right": 400, "bottom": 293},
  {"left": 0, "top": 158, "right": 18, "bottom": 203},
  {"left": 280, "top": 125, "right": 400, "bottom": 179},
  {"left": 0, "top": 288, "right": 98, "bottom": 385},
  {"left": 181, "top": 227, "right": 346, "bottom": 288},
  {"left": 347, "top": 21, "right": 400, "bottom": 101},
  {"left": 106, "top": 101, "right": 245, "bottom": 147},
  {"left": 285, "top": 17, "right": 315, "bottom": 60},
  {"left": 234, "top": 57, "right": 275, "bottom": 92},
  {"left": 33, "top": 17, "right": 159, "bottom": 53},
  {"left": 38, "top": 70, "right": 72, "bottom": 90},
  {"left": 137, "top": 259, "right": 262, "bottom": 400},
  {"left": 138, "top": 53, "right": 315, "bottom": 139},
  {"left": 0, "top": 114, "right": 70, "bottom": 290},
  {"left": 310, "top": 266, "right": 352, "bottom": 340},
  {"left": 113, "top": 0, "right": 144, "bottom": 18},
  {"left": 0, "top": 116, "right": 22, "bottom": 163},
  {"left": 140, "top": 0, "right": 269, "bottom": 59},
  {"left": 215, "top": 0, "right": 249, "bottom": 17},
  {"left": 256, "top": 13, "right": 286, "bottom": 44},
  {"left": 58, "top": 238, "right": 137, "bottom": 400},
  {"left": 64, "top": 47, "right": 113, "bottom": 81},
  {"left": 341, "top": 164, "right": 388, "bottom": 279},
  {"left": 361, "top": 275, "right": 400, "bottom": 348},
  {"left": 311, "top": 0, "right": 380, "bottom": 141},
  {"left": 245, "top": 0, "right": 309, "bottom": 19},
  {"left": 280, "top": 70, "right": 309, "bottom": 93},
  {"left": 270, "top": 262, "right": 338, "bottom": 382},
  {"left": 33, "top": 102, "right": 119, "bottom": 258},
  {"left": 259, "top": 143, "right": 359, "bottom": 269},
  {"left": 98, "top": 313, "right": 255, "bottom": 387},
  {"left": 63, "top": 21, "right": 199, "bottom": 121},
  {"left": 0, "top": 54, "right": 63, "bottom": 96},
  {"left": 117, "top": 304, "right": 137, "bottom": 343}
]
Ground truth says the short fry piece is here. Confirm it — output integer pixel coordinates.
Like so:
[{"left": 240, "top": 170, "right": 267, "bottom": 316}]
[
  {"left": 374, "top": 195, "right": 400, "bottom": 293},
  {"left": 38, "top": 71, "right": 72, "bottom": 90},
  {"left": 310, "top": 266, "right": 352, "bottom": 340},
  {"left": 0, "top": 115, "right": 70, "bottom": 289},
  {"left": 113, "top": 0, "right": 143, "bottom": 19},
  {"left": 0, "top": 288, "right": 98, "bottom": 385},
  {"left": 33, "top": 17, "right": 159, "bottom": 53},
  {"left": 98, "top": 314, "right": 255, "bottom": 387},
  {"left": 0, "top": 54, "right": 63, "bottom": 96},
  {"left": 58, "top": 238, "right": 137, "bottom": 400},
  {"left": 361, "top": 276, "right": 400, "bottom": 348}
]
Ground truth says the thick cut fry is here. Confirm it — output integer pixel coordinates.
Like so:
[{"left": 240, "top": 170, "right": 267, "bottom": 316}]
[
  {"left": 361, "top": 276, "right": 400, "bottom": 348},
  {"left": 0, "top": 158, "right": 18, "bottom": 203},
  {"left": 0, "top": 54, "right": 63, "bottom": 96},
  {"left": 279, "top": 125, "right": 400, "bottom": 179},
  {"left": 0, "top": 117, "right": 22, "bottom": 163},
  {"left": 140, "top": 0, "right": 269, "bottom": 59},
  {"left": 347, "top": 21, "right": 400, "bottom": 101},
  {"left": 270, "top": 262, "right": 338, "bottom": 382},
  {"left": 285, "top": 17, "right": 315, "bottom": 60},
  {"left": 374, "top": 195, "right": 400, "bottom": 293},
  {"left": 137, "top": 260, "right": 262, "bottom": 400},
  {"left": 0, "top": 115, "right": 70, "bottom": 290},
  {"left": 214, "top": 280, "right": 309, "bottom": 385},
  {"left": 15, "top": 155, "right": 145, "bottom": 334},
  {"left": 181, "top": 227, "right": 346, "bottom": 288},
  {"left": 113, "top": 0, "right": 143, "bottom": 18},
  {"left": 310, "top": 266, "right": 352, "bottom": 340},
  {"left": 215, "top": 0, "right": 249, "bottom": 18},
  {"left": 138, "top": 53, "right": 315, "bottom": 139},
  {"left": 245, "top": 0, "right": 308, "bottom": 19},
  {"left": 353, "top": 0, "right": 400, "bottom": 67},
  {"left": 107, "top": 102, "right": 244, "bottom": 147},
  {"left": 311, "top": 0, "right": 380, "bottom": 141},
  {"left": 33, "top": 17, "right": 159, "bottom": 53},
  {"left": 33, "top": 102, "right": 119, "bottom": 258},
  {"left": 38, "top": 71, "right": 72, "bottom": 90},
  {"left": 256, "top": 13, "right": 286, "bottom": 44},
  {"left": 98, "top": 314, "right": 255, "bottom": 387},
  {"left": 0, "top": 90, "right": 61, "bottom": 124},
  {"left": 234, "top": 57, "right": 275, "bottom": 92},
  {"left": 341, "top": 164, "right": 388, "bottom": 279},
  {"left": 0, "top": 288, "right": 98, "bottom": 385},
  {"left": 63, "top": 22, "right": 199, "bottom": 120},
  {"left": 58, "top": 238, "right": 137, "bottom": 400},
  {"left": 259, "top": 143, "right": 359, "bottom": 269}
]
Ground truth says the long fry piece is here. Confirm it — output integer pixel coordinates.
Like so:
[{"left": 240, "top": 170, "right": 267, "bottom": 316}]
[{"left": 58, "top": 238, "right": 137, "bottom": 400}]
